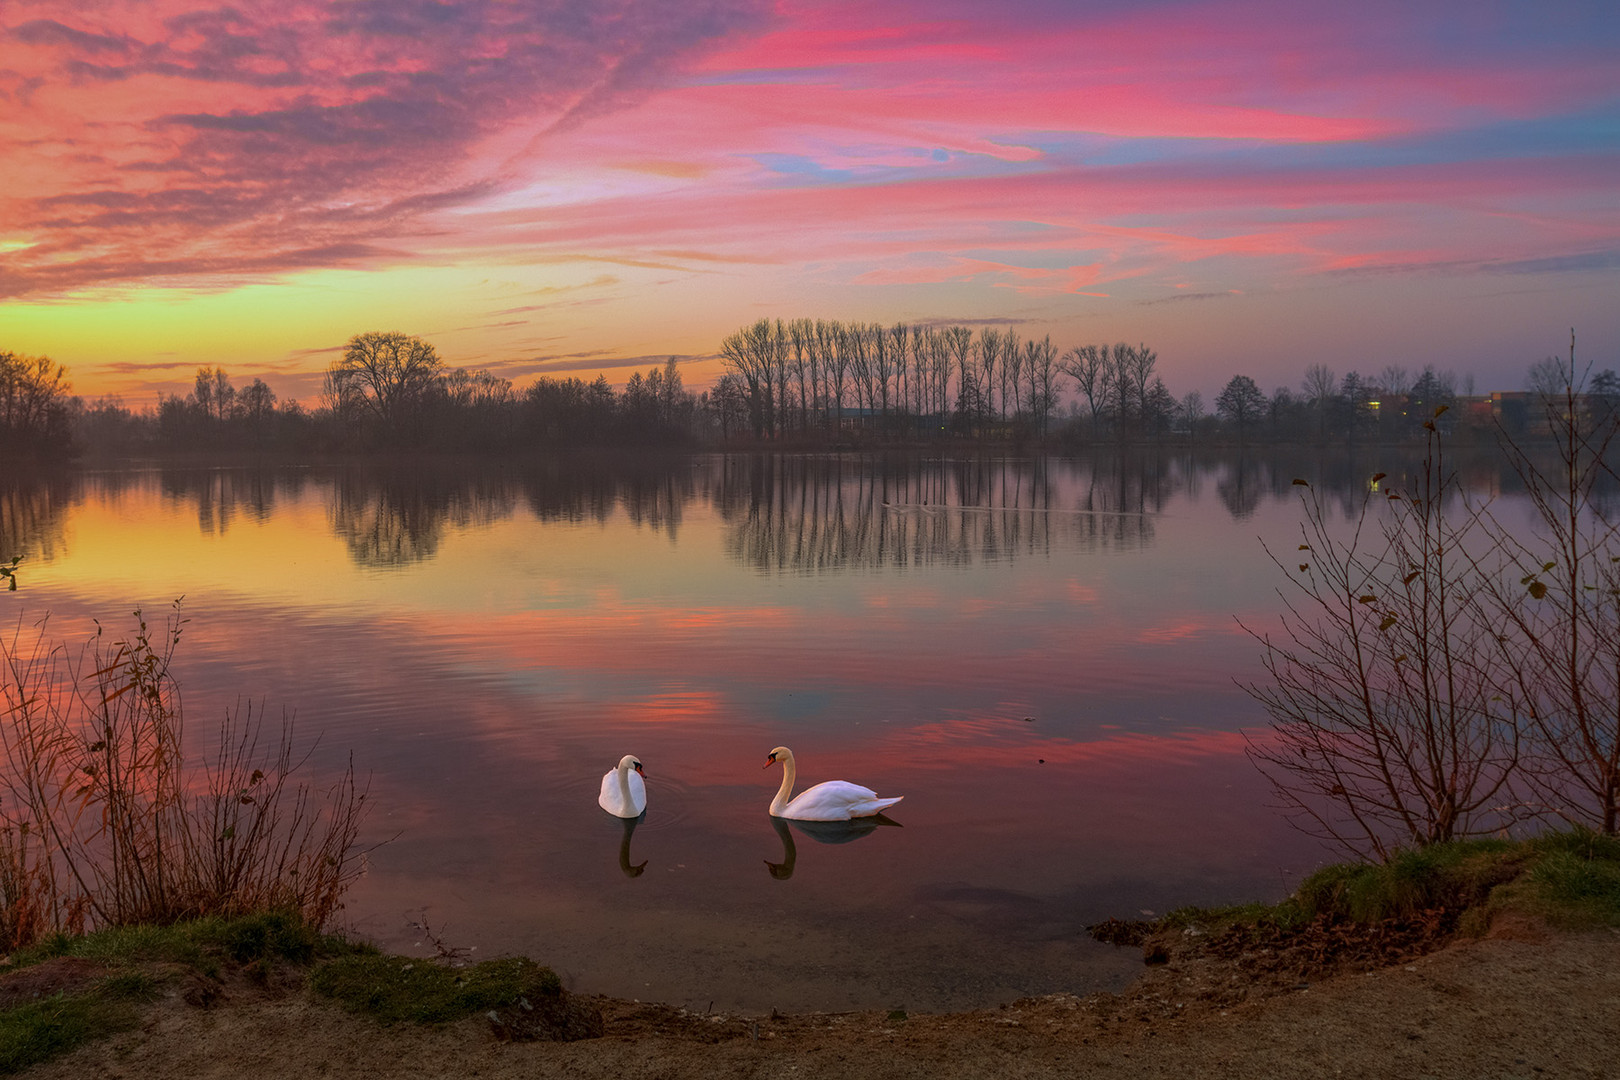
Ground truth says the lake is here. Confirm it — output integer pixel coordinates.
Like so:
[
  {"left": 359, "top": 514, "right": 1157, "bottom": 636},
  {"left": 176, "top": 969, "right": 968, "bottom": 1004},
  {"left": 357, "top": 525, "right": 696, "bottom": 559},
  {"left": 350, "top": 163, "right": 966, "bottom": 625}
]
[{"left": 0, "top": 447, "right": 1541, "bottom": 1013}]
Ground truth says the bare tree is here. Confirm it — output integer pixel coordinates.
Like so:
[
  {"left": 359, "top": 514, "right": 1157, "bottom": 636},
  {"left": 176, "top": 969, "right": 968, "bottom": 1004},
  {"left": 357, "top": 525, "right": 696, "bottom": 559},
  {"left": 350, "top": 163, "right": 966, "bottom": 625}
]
[
  {"left": 327, "top": 331, "right": 445, "bottom": 435},
  {"left": 719, "top": 320, "right": 784, "bottom": 438},
  {"left": 788, "top": 319, "right": 814, "bottom": 431},
  {"left": 1002, "top": 332, "right": 1024, "bottom": 424},
  {"left": 1215, "top": 374, "right": 1266, "bottom": 439},
  {"left": 976, "top": 329, "right": 1001, "bottom": 425},
  {"left": 1243, "top": 417, "right": 1521, "bottom": 858},
  {"left": 193, "top": 366, "right": 235, "bottom": 422},
  {"left": 1302, "top": 363, "right": 1336, "bottom": 439},
  {"left": 821, "top": 320, "right": 849, "bottom": 425},
  {"left": 1060, "top": 345, "right": 1106, "bottom": 431},
  {"left": 238, "top": 378, "right": 276, "bottom": 426},
  {"left": 1488, "top": 334, "right": 1620, "bottom": 832},
  {"left": 847, "top": 322, "right": 876, "bottom": 417},
  {"left": 1179, "top": 389, "right": 1205, "bottom": 438},
  {"left": 1379, "top": 364, "right": 1413, "bottom": 396},
  {"left": 1026, "top": 335, "right": 1059, "bottom": 435},
  {"left": 1105, "top": 344, "right": 1135, "bottom": 432},
  {"left": 1525, "top": 355, "right": 1571, "bottom": 401},
  {"left": 0, "top": 351, "right": 74, "bottom": 453},
  {"left": 1126, "top": 343, "right": 1157, "bottom": 424}
]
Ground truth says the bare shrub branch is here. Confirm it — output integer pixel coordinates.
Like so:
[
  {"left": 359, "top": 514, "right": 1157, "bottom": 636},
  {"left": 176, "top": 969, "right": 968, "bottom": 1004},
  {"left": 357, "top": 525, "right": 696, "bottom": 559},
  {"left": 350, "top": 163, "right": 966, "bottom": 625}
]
[
  {"left": 1241, "top": 419, "right": 1523, "bottom": 859},
  {"left": 0, "top": 603, "right": 370, "bottom": 947}
]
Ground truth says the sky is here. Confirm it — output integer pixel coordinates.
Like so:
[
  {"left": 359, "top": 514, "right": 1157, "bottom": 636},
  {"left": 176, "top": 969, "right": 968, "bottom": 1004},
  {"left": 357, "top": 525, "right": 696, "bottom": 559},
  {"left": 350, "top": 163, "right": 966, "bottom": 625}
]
[{"left": 2, "top": 0, "right": 1617, "bottom": 406}]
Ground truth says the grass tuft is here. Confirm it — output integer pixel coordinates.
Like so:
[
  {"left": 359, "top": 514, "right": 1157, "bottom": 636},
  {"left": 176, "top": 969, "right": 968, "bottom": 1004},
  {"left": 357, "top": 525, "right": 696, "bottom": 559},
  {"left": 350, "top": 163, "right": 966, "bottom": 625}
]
[
  {"left": 1126, "top": 828, "right": 1620, "bottom": 951},
  {"left": 5, "top": 912, "right": 357, "bottom": 975},
  {"left": 0, "top": 983, "right": 143, "bottom": 1075},
  {"left": 310, "top": 954, "right": 562, "bottom": 1026}
]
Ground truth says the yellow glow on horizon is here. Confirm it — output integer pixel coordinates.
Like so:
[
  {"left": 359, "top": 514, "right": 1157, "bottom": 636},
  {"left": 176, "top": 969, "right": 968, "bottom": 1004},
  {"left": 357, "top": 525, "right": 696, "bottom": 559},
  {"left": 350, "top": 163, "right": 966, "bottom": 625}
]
[{"left": 1, "top": 261, "right": 641, "bottom": 398}]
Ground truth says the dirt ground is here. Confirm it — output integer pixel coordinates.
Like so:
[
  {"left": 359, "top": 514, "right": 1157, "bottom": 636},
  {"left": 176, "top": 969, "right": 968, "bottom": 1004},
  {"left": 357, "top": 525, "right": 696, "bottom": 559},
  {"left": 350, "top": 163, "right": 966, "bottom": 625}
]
[{"left": 18, "top": 917, "right": 1620, "bottom": 1079}]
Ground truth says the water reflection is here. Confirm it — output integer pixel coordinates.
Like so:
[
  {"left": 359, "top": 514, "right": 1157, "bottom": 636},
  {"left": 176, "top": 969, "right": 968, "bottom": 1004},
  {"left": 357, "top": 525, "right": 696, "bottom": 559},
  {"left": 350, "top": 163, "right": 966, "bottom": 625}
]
[
  {"left": 158, "top": 467, "right": 290, "bottom": 535},
  {"left": 763, "top": 813, "right": 901, "bottom": 880},
  {"left": 0, "top": 472, "right": 73, "bottom": 566},
  {"left": 616, "top": 815, "right": 647, "bottom": 878},
  {"left": 330, "top": 469, "right": 518, "bottom": 568},
  {"left": 715, "top": 454, "right": 1174, "bottom": 571},
  {"left": 6, "top": 446, "right": 1604, "bottom": 580},
  {"left": 519, "top": 456, "right": 696, "bottom": 538}
]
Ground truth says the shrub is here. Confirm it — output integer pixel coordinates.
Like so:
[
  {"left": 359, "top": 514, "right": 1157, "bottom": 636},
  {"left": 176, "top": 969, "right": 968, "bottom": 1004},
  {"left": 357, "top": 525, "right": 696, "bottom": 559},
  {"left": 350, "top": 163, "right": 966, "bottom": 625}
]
[{"left": 0, "top": 603, "right": 369, "bottom": 947}]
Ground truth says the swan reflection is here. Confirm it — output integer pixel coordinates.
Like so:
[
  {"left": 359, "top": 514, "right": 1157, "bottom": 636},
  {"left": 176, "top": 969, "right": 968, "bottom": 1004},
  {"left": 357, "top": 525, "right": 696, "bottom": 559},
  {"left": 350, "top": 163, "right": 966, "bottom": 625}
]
[
  {"left": 764, "top": 813, "right": 901, "bottom": 880},
  {"left": 616, "top": 814, "right": 647, "bottom": 878}
]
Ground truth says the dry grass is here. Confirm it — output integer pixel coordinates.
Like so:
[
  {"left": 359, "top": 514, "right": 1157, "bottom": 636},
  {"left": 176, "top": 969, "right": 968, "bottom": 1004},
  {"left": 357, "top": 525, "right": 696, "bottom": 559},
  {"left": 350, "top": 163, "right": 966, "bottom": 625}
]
[{"left": 0, "top": 602, "right": 368, "bottom": 950}]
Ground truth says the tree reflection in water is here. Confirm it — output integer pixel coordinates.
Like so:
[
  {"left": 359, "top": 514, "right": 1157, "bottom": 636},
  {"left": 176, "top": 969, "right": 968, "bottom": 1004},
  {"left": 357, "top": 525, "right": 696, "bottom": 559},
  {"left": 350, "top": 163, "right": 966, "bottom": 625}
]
[{"left": 0, "top": 446, "right": 1568, "bottom": 579}]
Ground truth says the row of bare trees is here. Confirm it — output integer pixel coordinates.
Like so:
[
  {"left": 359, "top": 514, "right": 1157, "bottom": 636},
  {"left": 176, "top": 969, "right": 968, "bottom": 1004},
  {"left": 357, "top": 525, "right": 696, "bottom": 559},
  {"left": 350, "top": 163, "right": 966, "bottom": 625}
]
[
  {"left": 717, "top": 318, "right": 1142, "bottom": 440},
  {"left": 1246, "top": 337, "right": 1620, "bottom": 858}
]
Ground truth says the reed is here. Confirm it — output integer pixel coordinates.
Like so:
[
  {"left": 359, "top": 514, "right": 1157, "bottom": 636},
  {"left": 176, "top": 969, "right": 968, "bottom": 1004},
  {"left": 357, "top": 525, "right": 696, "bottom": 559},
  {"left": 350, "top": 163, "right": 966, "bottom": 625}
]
[{"left": 0, "top": 602, "right": 368, "bottom": 949}]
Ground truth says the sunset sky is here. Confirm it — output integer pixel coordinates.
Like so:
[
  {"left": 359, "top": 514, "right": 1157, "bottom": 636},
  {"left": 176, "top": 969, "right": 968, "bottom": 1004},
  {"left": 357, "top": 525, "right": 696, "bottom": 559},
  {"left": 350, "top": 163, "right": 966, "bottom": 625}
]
[{"left": 2, "top": 0, "right": 1615, "bottom": 406}]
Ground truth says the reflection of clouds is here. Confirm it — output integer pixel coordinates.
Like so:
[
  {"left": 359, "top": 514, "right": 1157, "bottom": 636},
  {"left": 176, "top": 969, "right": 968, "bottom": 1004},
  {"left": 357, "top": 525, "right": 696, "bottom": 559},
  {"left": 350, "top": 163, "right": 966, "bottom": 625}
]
[
  {"left": 1135, "top": 618, "right": 1223, "bottom": 644},
  {"left": 863, "top": 719, "right": 1254, "bottom": 773}
]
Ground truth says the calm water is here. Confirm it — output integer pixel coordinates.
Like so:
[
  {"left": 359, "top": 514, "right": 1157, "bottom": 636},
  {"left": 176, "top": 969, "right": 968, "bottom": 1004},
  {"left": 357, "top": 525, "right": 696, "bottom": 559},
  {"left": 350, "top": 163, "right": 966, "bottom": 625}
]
[{"left": 0, "top": 449, "right": 1542, "bottom": 1013}]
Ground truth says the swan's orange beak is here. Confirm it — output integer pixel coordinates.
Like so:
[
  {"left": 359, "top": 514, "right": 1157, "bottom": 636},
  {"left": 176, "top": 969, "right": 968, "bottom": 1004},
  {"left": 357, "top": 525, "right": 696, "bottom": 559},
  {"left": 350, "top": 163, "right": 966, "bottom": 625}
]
[
  {"left": 634, "top": 764, "right": 646, "bottom": 777},
  {"left": 764, "top": 752, "right": 778, "bottom": 769}
]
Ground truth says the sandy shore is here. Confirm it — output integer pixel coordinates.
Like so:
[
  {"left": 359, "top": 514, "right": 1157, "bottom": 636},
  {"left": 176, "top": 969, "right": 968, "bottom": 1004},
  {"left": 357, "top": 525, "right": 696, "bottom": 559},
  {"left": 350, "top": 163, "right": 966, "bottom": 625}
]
[{"left": 19, "top": 917, "right": 1620, "bottom": 1079}]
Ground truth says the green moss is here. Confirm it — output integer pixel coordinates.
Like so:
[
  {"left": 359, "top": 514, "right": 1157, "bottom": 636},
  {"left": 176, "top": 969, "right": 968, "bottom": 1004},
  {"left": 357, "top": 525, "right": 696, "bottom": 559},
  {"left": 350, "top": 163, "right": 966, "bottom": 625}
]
[
  {"left": 309, "top": 954, "right": 562, "bottom": 1026},
  {"left": 6, "top": 913, "right": 358, "bottom": 976},
  {"left": 1290, "top": 838, "right": 1527, "bottom": 924},
  {"left": 1145, "top": 829, "right": 1620, "bottom": 945},
  {"left": 0, "top": 984, "right": 142, "bottom": 1075}
]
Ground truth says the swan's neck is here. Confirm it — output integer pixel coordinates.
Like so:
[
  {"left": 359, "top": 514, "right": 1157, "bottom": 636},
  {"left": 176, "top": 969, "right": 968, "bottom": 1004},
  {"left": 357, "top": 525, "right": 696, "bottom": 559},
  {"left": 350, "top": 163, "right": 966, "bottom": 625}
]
[
  {"left": 618, "top": 760, "right": 635, "bottom": 807},
  {"left": 771, "top": 756, "right": 797, "bottom": 816}
]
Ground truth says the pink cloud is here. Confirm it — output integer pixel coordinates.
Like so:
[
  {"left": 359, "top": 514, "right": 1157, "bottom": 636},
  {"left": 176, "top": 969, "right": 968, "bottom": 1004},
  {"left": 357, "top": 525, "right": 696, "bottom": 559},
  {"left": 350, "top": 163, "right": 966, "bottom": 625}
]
[{"left": 4, "top": 0, "right": 1615, "bottom": 399}]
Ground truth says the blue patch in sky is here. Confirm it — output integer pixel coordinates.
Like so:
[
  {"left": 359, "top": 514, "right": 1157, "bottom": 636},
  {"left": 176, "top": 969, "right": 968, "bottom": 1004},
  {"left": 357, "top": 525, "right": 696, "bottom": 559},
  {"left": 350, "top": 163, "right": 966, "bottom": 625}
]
[
  {"left": 1489, "top": 250, "right": 1620, "bottom": 275},
  {"left": 751, "top": 153, "right": 855, "bottom": 184}
]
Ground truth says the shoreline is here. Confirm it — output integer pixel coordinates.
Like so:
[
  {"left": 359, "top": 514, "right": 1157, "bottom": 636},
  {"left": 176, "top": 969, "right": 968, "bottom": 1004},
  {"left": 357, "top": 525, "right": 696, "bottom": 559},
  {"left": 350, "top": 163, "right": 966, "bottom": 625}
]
[{"left": 15, "top": 917, "right": 1619, "bottom": 1079}]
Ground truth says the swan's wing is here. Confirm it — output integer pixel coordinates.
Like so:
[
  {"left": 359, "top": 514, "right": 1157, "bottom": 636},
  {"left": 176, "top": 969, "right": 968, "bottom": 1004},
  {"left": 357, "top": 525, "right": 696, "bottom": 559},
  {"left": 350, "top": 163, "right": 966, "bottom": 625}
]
[
  {"left": 847, "top": 794, "right": 903, "bottom": 818},
  {"left": 600, "top": 768, "right": 647, "bottom": 816},
  {"left": 783, "top": 780, "right": 895, "bottom": 821}
]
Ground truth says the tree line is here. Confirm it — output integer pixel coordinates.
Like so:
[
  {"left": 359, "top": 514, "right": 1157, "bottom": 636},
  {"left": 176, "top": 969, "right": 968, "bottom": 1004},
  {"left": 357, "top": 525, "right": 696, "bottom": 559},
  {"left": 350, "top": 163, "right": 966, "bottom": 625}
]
[
  {"left": 45, "top": 332, "right": 701, "bottom": 456},
  {"left": 714, "top": 317, "right": 1620, "bottom": 447},
  {"left": 4, "top": 326, "right": 1615, "bottom": 458}
]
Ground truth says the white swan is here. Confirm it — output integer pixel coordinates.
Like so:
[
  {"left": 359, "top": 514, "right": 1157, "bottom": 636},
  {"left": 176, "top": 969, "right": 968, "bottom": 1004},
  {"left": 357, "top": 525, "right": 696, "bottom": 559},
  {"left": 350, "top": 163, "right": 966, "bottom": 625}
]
[
  {"left": 598, "top": 754, "right": 647, "bottom": 818},
  {"left": 764, "top": 745, "right": 902, "bottom": 821}
]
